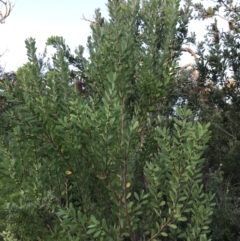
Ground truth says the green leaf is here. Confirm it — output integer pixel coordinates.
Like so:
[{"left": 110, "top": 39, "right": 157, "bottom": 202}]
[
  {"left": 132, "top": 120, "right": 139, "bottom": 131},
  {"left": 87, "top": 228, "right": 97, "bottom": 234},
  {"left": 93, "top": 230, "right": 102, "bottom": 238},
  {"left": 168, "top": 224, "right": 177, "bottom": 229},
  {"left": 160, "top": 201, "right": 165, "bottom": 206},
  {"left": 126, "top": 192, "right": 131, "bottom": 199},
  {"left": 134, "top": 192, "right": 139, "bottom": 201},
  {"left": 160, "top": 232, "right": 168, "bottom": 237},
  {"left": 90, "top": 215, "right": 99, "bottom": 224},
  {"left": 177, "top": 217, "right": 187, "bottom": 222}
]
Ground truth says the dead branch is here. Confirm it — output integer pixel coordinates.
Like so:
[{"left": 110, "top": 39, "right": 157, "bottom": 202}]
[
  {"left": 81, "top": 14, "right": 96, "bottom": 24},
  {"left": 180, "top": 63, "right": 194, "bottom": 69},
  {"left": 75, "top": 79, "right": 83, "bottom": 93},
  {"left": 180, "top": 48, "right": 200, "bottom": 82},
  {"left": 0, "top": 48, "right": 8, "bottom": 57},
  {"left": 181, "top": 47, "right": 198, "bottom": 60},
  {"left": 0, "top": 0, "right": 13, "bottom": 23},
  {"left": 213, "top": 14, "right": 231, "bottom": 23},
  {"left": 191, "top": 69, "right": 199, "bottom": 82},
  {"left": 204, "top": 13, "right": 236, "bottom": 31}
]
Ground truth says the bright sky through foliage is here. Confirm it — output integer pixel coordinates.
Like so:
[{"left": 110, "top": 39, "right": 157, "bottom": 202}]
[
  {"left": 0, "top": 0, "right": 229, "bottom": 71},
  {"left": 0, "top": 0, "right": 108, "bottom": 71}
]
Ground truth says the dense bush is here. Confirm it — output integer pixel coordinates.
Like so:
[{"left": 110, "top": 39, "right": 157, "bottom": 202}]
[{"left": 0, "top": 0, "right": 218, "bottom": 240}]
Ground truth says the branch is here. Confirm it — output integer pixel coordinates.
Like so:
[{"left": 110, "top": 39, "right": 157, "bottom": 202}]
[
  {"left": 65, "top": 178, "right": 69, "bottom": 208},
  {"left": 180, "top": 63, "right": 194, "bottom": 70},
  {"left": 181, "top": 47, "right": 198, "bottom": 60},
  {"left": 0, "top": 0, "right": 14, "bottom": 24},
  {"left": 180, "top": 47, "right": 200, "bottom": 81},
  {"left": 0, "top": 48, "right": 8, "bottom": 57},
  {"left": 212, "top": 122, "right": 237, "bottom": 142},
  {"left": 123, "top": 157, "right": 136, "bottom": 241},
  {"left": 213, "top": 14, "right": 230, "bottom": 22},
  {"left": 81, "top": 14, "right": 96, "bottom": 24},
  {"left": 203, "top": 13, "right": 236, "bottom": 31}
]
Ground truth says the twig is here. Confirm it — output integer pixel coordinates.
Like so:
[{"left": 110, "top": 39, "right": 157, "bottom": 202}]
[
  {"left": 212, "top": 122, "right": 237, "bottom": 141},
  {"left": 54, "top": 213, "right": 63, "bottom": 222},
  {"left": 203, "top": 13, "right": 237, "bottom": 30},
  {"left": 81, "top": 14, "right": 96, "bottom": 24},
  {"left": 123, "top": 158, "right": 136, "bottom": 241},
  {"left": 0, "top": 48, "right": 8, "bottom": 57},
  {"left": 65, "top": 178, "right": 69, "bottom": 208},
  {"left": 0, "top": 0, "right": 14, "bottom": 24},
  {"left": 213, "top": 14, "right": 230, "bottom": 22}
]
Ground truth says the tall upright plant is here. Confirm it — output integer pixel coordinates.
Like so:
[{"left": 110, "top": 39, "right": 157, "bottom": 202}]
[{"left": 0, "top": 0, "right": 214, "bottom": 240}]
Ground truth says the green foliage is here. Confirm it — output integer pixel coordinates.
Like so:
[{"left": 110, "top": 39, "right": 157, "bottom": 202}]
[
  {"left": 205, "top": 167, "right": 240, "bottom": 241},
  {"left": 180, "top": 0, "right": 240, "bottom": 239},
  {"left": 0, "top": 0, "right": 214, "bottom": 240}
]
